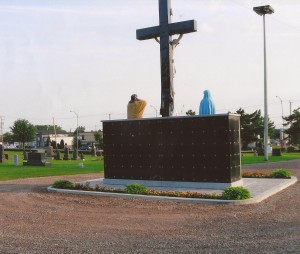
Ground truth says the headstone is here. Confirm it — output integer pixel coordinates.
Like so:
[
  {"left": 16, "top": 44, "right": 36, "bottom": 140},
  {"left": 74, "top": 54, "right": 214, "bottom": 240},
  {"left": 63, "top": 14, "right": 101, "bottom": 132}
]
[
  {"left": 136, "top": 0, "right": 197, "bottom": 117},
  {"left": 45, "top": 146, "right": 54, "bottom": 160},
  {"left": 14, "top": 154, "right": 19, "bottom": 166},
  {"left": 72, "top": 149, "right": 78, "bottom": 160},
  {"left": 63, "top": 147, "right": 70, "bottom": 160},
  {"left": 272, "top": 148, "right": 281, "bottom": 156},
  {"left": 91, "top": 144, "right": 97, "bottom": 157},
  {"left": 23, "top": 153, "right": 51, "bottom": 166},
  {"left": 23, "top": 151, "right": 28, "bottom": 161},
  {"left": 55, "top": 151, "right": 62, "bottom": 160},
  {"left": 77, "top": 162, "right": 84, "bottom": 168},
  {"left": 0, "top": 144, "right": 7, "bottom": 163},
  {"left": 80, "top": 152, "right": 85, "bottom": 160}
]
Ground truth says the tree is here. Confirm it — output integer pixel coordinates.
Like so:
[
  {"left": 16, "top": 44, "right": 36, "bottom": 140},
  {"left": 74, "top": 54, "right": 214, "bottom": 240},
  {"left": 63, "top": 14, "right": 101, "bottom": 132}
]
[
  {"left": 10, "top": 119, "right": 36, "bottom": 150},
  {"left": 35, "top": 125, "right": 62, "bottom": 131},
  {"left": 73, "top": 126, "right": 85, "bottom": 135},
  {"left": 236, "top": 108, "right": 275, "bottom": 150},
  {"left": 71, "top": 126, "right": 85, "bottom": 149},
  {"left": 94, "top": 130, "right": 103, "bottom": 149},
  {"left": 283, "top": 107, "right": 300, "bottom": 146},
  {"left": 3, "top": 132, "right": 14, "bottom": 143},
  {"left": 186, "top": 109, "right": 196, "bottom": 116}
]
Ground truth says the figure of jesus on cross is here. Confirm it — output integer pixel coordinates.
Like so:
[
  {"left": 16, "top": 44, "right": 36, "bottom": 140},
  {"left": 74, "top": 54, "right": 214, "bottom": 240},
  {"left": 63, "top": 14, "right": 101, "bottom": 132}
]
[{"left": 136, "top": 0, "right": 197, "bottom": 117}]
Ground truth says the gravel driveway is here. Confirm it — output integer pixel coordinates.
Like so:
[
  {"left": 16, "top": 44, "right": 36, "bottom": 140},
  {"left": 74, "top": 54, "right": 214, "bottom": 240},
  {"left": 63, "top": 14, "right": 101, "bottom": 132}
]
[{"left": 0, "top": 160, "right": 299, "bottom": 254}]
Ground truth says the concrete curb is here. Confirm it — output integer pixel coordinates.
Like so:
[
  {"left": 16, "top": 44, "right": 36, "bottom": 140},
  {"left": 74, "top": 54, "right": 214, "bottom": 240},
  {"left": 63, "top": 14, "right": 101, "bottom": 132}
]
[{"left": 47, "top": 176, "right": 297, "bottom": 205}]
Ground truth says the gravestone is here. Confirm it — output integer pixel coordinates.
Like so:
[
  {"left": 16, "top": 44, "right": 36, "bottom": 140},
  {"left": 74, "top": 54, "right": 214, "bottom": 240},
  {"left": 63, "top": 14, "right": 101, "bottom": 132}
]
[
  {"left": 63, "top": 147, "right": 70, "bottom": 160},
  {"left": 103, "top": 114, "right": 242, "bottom": 189},
  {"left": 23, "top": 151, "right": 28, "bottom": 161},
  {"left": 72, "top": 149, "right": 78, "bottom": 160},
  {"left": 23, "top": 153, "right": 51, "bottom": 166},
  {"left": 136, "top": 0, "right": 197, "bottom": 117},
  {"left": 14, "top": 154, "right": 18, "bottom": 166},
  {"left": 0, "top": 144, "right": 7, "bottom": 163},
  {"left": 55, "top": 151, "right": 62, "bottom": 160},
  {"left": 91, "top": 144, "right": 97, "bottom": 157},
  {"left": 45, "top": 146, "right": 54, "bottom": 160},
  {"left": 80, "top": 152, "right": 85, "bottom": 160}
]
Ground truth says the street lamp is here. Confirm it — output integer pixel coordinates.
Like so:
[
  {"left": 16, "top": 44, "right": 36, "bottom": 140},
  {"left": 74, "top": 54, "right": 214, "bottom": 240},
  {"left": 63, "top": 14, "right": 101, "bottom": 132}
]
[
  {"left": 150, "top": 105, "right": 158, "bottom": 117},
  {"left": 70, "top": 110, "right": 79, "bottom": 158},
  {"left": 253, "top": 5, "right": 274, "bottom": 161},
  {"left": 276, "top": 96, "right": 284, "bottom": 149}
]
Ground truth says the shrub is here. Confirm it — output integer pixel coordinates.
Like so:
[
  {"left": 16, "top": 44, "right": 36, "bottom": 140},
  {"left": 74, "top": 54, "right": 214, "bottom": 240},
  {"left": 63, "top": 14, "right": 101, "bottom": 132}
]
[
  {"left": 242, "top": 171, "right": 268, "bottom": 178},
  {"left": 124, "top": 183, "right": 147, "bottom": 194},
  {"left": 52, "top": 180, "right": 74, "bottom": 189},
  {"left": 270, "top": 169, "right": 291, "bottom": 179},
  {"left": 287, "top": 146, "right": 295, "bottom": 153},
  {"left": 222, "top": 186, "right": 251, "bottom": 200}
]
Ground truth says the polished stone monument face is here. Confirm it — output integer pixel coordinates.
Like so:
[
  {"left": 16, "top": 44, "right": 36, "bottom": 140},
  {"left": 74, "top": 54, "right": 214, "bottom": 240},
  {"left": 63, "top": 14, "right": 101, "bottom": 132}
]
[
  {"left": 103, "top": 114, "right": 241, "bottom": 184},
  {"left": 23, "top": 152, "right": 51, "bottom": 166}
]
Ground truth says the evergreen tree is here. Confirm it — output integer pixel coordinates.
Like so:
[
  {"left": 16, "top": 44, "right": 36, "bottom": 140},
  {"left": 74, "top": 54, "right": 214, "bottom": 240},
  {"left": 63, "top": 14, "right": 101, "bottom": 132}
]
[
  {"left": 186, "top": 109, "right": 196, "bottom": 116},
  {"left": 236, "top": 108, "right": 275, "bottom": 150},
  {"left": 94, "top": 130, "right": 103, "bottom": 149},
  {"left": 283, "top": 107, "right": 300, "bottom": 146}
]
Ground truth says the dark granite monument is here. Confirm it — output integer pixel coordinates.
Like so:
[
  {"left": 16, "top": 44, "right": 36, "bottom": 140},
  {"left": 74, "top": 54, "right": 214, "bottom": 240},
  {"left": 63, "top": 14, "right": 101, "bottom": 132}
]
[
  {"left": 103, "top": 114, "right": 242, "bottom": 188},
  {"left": 23, "top": 152, "right": 51, "bottom": 166},
  {"left": 0, "top": 144, "right": 7, "bottom": 163},
  {"left": 63, "top": 147, "right": 70, "bottom": 160}
]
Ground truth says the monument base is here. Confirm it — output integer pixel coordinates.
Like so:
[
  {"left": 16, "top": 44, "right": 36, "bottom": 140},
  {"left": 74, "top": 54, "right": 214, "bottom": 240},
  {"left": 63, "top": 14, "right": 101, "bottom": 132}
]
[{"left": 103, "top": 178, "right": 243, "bottom": 190}]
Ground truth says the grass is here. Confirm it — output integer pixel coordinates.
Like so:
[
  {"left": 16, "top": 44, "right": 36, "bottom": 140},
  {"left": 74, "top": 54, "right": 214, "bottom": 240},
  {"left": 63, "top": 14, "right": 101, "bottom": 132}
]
[
  {"left": 241, "top": 152, "right": 300, "bottom": 164},
  {"left": 0, "top": 151, "right": 103, "bottom": 181}
]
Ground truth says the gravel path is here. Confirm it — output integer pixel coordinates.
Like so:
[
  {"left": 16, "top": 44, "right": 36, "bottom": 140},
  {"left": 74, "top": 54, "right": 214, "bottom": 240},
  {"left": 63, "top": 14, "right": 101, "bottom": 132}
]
[{"left": 0, "top": 160, "right": 299, "bottom": 254}]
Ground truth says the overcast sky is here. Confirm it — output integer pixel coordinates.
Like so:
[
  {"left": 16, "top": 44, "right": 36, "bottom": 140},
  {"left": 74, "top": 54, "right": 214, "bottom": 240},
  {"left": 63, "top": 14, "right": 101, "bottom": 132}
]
[{"left": 0, "top": 0, "right": 299, "bottom": 132}]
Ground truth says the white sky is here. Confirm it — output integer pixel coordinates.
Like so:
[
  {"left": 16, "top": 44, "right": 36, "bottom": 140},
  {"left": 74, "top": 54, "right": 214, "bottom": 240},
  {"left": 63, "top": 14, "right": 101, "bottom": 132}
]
[{"left": 0, "top": 0, "right": 299, "bottom": 132}]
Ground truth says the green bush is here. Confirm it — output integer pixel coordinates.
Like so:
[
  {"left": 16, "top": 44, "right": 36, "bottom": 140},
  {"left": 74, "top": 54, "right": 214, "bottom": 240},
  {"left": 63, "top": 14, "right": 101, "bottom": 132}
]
[
  {"left": 124, "top": 183, "right": 147, "bottom": 194},
  {"left": 52, "top": 179, "right": 74, "bottom": 189},
  {"left": 270, "top": 169, "right": 291, "bottom": 179},
  {"left": 222, "top": 186, "right": 251, "bottom": 200},
  {"left": 287, "top": 146, "right": 295, "bottom": 153}
]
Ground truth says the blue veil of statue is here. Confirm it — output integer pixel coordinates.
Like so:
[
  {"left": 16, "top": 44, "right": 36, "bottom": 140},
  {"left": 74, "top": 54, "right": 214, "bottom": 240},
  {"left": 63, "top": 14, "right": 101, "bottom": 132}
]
[{"left": 199, "top": 90, "right": 216, "bottom": 115}]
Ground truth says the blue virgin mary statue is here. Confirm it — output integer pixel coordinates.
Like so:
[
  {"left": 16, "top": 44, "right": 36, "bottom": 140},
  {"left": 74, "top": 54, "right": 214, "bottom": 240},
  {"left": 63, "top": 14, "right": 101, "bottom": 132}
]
[{"left": 199, "top": 90, "right": 215, "bottom": 115}]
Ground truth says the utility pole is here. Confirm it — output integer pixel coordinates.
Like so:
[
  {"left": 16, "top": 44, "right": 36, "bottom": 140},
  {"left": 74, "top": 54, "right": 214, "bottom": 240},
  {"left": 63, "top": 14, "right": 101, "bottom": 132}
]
[{"left": 289, "top": 101, "right": 292, "bottom": 115}]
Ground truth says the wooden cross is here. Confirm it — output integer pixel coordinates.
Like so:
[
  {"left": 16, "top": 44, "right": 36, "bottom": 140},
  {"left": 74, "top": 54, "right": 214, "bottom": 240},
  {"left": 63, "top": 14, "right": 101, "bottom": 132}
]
[{"left": 136, "top": 0, "right": 197, "bottom": 117}]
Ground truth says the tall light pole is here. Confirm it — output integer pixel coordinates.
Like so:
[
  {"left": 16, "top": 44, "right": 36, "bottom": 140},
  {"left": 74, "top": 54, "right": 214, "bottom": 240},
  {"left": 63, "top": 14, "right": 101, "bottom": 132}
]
[
  {"left": 276, "top": 96, "right": 284, "bottom": 149},
  {"left": 253, "top": 5, "right": 274, "bottom": 161},
  {"left": 70, "top": 110, "right": 79, "bottom": 156}
]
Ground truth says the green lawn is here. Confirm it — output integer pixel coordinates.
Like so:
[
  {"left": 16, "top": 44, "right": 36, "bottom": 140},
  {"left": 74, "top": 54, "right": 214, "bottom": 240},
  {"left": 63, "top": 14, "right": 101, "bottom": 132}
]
[
  {"left": 0, "top": 151, "right": 103, "bottom": 181},
  {"left": 241, "top": 152, "right": 300, "bottom": 164}
]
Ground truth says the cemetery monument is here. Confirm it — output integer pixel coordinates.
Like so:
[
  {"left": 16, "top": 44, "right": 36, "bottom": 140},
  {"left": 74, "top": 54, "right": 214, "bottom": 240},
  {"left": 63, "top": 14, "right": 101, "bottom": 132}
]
[{"left": 102, "top": 0, "right": 242, "bottom": 189}]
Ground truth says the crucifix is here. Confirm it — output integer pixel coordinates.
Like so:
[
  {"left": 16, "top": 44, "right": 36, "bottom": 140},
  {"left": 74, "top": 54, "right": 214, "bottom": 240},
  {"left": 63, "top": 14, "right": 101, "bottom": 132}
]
[{"left": 136, "top": 0, "right": 197, "bottom": 117}]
